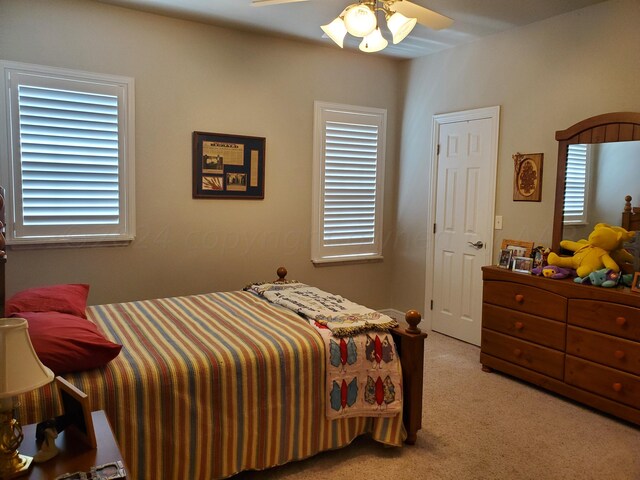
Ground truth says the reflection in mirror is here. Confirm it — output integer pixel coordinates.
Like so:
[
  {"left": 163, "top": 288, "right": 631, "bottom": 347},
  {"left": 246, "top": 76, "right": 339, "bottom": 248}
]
[{"left": 561, "top": 140, "right": 640, "bottom": 242}]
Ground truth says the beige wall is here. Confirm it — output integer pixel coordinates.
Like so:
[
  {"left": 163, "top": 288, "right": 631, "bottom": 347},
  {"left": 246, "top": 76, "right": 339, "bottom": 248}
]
[
  {"left": 3, "top": 0, "right": 639, "bottom": 317},
  {"left": 392, "top": 0, "right": 640, "bottom": 314},
  {"left": 0, "top": 0, "right": 400, "bottom": 307}
]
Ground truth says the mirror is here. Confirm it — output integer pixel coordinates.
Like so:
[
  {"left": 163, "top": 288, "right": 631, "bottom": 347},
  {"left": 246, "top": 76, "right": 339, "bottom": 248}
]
[
  {"left": 560, "top": 141, "right": 640, "bottom": 242},
  {"left": 552, "top": 112, "right": 640, "bottom": 252}
]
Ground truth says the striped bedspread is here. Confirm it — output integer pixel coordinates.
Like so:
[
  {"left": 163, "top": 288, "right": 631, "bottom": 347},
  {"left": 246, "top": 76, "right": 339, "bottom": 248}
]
[{"left": 17, "top": 291, "right": 404, "bottom": 479}]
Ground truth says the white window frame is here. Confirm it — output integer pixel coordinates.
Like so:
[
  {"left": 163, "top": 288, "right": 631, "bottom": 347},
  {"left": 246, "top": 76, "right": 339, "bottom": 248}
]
[
  {"left": 0, "top": 60, "right": 135, "bottom": 246},
  {"left": 311, "top": 101, "right": 386, "bottom": 264},
  {"left": 563, "top": 143, "right": 591, "bottom": 226}
]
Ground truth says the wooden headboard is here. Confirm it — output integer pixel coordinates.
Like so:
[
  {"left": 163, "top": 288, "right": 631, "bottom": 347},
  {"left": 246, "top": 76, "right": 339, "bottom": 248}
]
[{"left": 623, "top": 195, "right": 640, "bottom": 232}]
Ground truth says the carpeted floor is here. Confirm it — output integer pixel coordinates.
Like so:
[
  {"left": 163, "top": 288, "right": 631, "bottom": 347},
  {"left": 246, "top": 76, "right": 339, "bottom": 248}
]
[{"left": 235, "top": 330, "right": 640, "bottom": 480}]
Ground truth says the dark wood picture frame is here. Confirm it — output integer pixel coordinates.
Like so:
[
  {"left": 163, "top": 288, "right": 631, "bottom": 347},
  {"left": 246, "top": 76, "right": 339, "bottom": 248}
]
[
  {"left": 55, "top": 376, "right": 97, "bottom": 448},
  {"left": 192, "top": 131, "right": 265, "bottom": 199},
  {"left": 632, "top": 272, "right": 640, "bottom": 293},
  {"left": 498, "top": 249, "right": 513, "bottom": 269},
  {"left": 513, "top": 152, "right": 543, "bottom": 202}
]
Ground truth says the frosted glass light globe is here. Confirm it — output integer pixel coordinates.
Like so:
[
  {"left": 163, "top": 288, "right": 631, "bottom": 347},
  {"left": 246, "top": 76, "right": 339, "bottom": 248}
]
[{"left": 343, "top": 4, "right": 377, "bottom": 37}]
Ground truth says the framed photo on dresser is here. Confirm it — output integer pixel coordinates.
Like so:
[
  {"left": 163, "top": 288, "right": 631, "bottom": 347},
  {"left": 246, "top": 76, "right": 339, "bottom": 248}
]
[
  {"left": 498, "top": 249, "right": 513, "bottom": 269},
  {"left": 512, "top": 256, "right": 533, "bottom": 274},
  {"left": 632, "top": 272, "right": 640, "bottom": 293}
]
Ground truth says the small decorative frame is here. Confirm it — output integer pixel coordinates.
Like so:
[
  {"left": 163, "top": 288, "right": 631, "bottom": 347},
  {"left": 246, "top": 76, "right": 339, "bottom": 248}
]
[
  {"left": 192, "top": 131, "right": 265, "bottom": 199},
  {"left": 55, "top": 376, "right": 97, "bottom": 448},
  {"left": 512, "top": 256, "right": 533, "bottom": 274},
  {"left": 631, "top": 272, "right": 640, "bottom": 293},
  {"left": 513, "top": 152, "right": 543, "bottom": 202},
  {"left": 500, "top": 239, "right": 535, "bottom": 258},
  {"left": 498, "top": 249, "right": 513, "bottom": 269}
]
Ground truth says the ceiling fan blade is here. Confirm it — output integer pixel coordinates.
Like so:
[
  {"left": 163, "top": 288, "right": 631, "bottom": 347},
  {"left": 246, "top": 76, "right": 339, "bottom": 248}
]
[
  {"left": 251, "top": 0, "right": 309, "bottom": 6},
  {"left": 391, "top": 1, "right": 453, "bottom": 30}
]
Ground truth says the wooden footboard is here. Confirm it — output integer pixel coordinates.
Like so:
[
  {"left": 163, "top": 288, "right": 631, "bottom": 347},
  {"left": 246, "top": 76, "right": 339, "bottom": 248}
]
[{"left": 275, "top": 267, "right": 428, "bottom": 445}]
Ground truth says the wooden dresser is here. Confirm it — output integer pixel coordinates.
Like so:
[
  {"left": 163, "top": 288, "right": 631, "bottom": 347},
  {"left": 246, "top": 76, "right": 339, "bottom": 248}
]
[{"left": 481, "top": 266, "right": 640, "bottom": 425}]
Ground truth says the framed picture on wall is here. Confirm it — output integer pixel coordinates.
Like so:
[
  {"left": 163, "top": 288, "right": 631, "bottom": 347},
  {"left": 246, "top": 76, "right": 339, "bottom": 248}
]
[
  {"left": 192, "top": 131, "right": 266, "bottom": 199},
  {"left": 513, "top": 152, "right": 543, "bottom": 201}
]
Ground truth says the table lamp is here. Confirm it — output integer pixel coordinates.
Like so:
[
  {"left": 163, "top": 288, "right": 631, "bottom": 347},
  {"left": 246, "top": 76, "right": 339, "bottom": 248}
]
[{"left": 0, "top": 318, "right": 54, "bottom": 478}]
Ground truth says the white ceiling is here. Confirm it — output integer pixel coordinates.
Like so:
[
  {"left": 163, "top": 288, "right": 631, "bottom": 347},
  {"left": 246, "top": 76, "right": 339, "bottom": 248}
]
[{"left": 96, "top": 0, "right": 607, "bottom": 59}]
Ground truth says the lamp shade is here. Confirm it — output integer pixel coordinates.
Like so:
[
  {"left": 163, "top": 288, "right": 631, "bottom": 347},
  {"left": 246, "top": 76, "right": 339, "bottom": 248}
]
[
  {"left": 321, "top": 17, "right": 348, "bottom": 48},
  {"left": 0, "top": 318, "right": 54, "bottom": 398},
  {"left": 386, "top": 11, "right": 417, "bottom": 44},
  {"left": 343, "top": 3, "right": 377, "bottom": 37},
  {"left": 359, "top": 28, "right": 388, "bottom": 53}
]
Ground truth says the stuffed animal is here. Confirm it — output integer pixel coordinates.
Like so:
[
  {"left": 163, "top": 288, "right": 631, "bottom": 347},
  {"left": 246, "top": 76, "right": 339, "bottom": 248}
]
[
  {"left": 574, "top": 268, "right": 620, "bottom": 287},
  {"left": 569, "top": 224, "right": 636, "bottom": 268},
  {"left": 547, "top": 224, "right": 622, "bottom": 278},
  {"left": 532, "top": 265, "right": 574, "bottom": 279}
]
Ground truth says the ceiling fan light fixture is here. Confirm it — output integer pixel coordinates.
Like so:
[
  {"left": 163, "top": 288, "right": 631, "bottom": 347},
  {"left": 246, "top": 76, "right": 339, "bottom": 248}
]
[
  {"left": 359, "top": 27, "right": 388, "bottom": 53},
  {"left": 321, "top": 17, "right": 348, "bottom": 48},
  {"left": 386, "top": 11, "right": 417, "bottom": 44},
  {"left": 343, "top": 3, "right": 377, "bottom": 37}
]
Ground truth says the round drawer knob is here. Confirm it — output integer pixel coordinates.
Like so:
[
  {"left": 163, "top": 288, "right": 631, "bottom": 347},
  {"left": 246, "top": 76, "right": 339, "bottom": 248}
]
[
  {"left": 614, "top": 350, "right": 625, "bottom": 360},
  {"left": 514, "top": 321, "right": 524, "bottom": 331},
  {"left": 612, "top": 382, "right": 623, "bottom": 392},
  {"left": 615, "top": 316, "right": 627, "bottom": 326},
  {"left": 514, "top": 294, "right": 524, "bottom": 303},
  {"left": 513, "top": 348, "right": 522, "bottom": 358}
]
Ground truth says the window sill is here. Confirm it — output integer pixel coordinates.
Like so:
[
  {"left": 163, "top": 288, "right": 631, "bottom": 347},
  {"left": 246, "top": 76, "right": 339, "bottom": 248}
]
[
  {"left": 8, "top": 239, "right": 133, "bottom": 250},
  {"left": 311, "top": 255, "right": 383, "bottom": 267}
]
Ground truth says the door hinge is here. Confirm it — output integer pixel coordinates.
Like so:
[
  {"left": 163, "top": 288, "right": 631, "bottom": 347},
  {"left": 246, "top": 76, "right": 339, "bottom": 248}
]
[
  {"left": 436, "top": 144, "right": 440, "bottom": 155},
  {"left": 433, "top": 223, "right": 436, "bottom": 234},
  {"left": 430, "top": 300, "right": 433, "bottom": 310}
]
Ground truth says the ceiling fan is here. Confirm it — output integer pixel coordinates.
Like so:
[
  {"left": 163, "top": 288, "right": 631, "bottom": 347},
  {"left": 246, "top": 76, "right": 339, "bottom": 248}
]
[{"left": 251, "top": 0, "right": 453, "bottom": 53}]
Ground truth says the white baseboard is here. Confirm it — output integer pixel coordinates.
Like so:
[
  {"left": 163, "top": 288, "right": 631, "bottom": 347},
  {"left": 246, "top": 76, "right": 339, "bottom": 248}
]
[
  {"left": 379, "top": 308, "right": 431, "bottom": 331},
  {"left": 379, "top": 308, "right": 405, "bottom": 321}
]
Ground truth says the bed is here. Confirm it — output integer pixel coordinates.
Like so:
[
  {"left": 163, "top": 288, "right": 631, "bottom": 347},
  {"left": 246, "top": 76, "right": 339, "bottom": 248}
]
[{"left": 0, "top": 194, "right": 428, "bottom": 479}]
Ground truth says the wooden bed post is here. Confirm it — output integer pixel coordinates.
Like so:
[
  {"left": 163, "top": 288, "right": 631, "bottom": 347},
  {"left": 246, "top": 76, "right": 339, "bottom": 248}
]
[{"left": 391, "top": 310, "right": 428, "bottom": 445}]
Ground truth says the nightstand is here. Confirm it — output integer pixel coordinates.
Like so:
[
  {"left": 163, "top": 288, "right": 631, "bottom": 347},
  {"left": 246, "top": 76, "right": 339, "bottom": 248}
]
[{"left": 20, "top": 410, "right": 127, "bottom": 479}]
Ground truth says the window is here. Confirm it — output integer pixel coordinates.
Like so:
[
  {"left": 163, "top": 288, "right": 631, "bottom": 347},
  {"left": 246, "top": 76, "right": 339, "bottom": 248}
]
[
  {"left": 311, "top": 102, "right": 386, "bottom": 264},
  {"left": 0, "top": 61, "right": 135, "bottom": 246},
  {"left": 562, "top": 143, "right": 590, "bottom": 225}
]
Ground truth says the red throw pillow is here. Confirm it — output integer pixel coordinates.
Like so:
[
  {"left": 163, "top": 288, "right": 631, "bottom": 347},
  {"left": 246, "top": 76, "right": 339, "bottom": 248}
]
[
  {"left": 5, "top": 284, "right": 89, "bottom": 319},
  {"left": 14, "top": 311, "right": 122, "bottom": 375}
]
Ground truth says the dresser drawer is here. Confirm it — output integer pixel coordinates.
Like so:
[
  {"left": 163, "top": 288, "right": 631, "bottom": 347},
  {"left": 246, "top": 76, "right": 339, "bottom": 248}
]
[
  {"left": 482, "top": 304, "right": 566, "bottom": 350},
  {"left": 566, "top": 326, "right": 640, "bottom": 376},
  {"left": 568, "top": 300, "right": 640, "bottom": 342},
  {"left": 481, "top": 329, "right": 564, "bottom": 379},
  {"left": 483, "top": 281, "right": 566, "bottom": 322},
  {"left": 565, "top": 355, "right": 640, "bottom": 409}
]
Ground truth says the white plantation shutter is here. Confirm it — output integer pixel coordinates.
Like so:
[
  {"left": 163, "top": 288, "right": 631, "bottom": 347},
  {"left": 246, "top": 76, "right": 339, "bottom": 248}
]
[
  {"left": 2, "top": 62, "right": 135, "bottom": 245},
  {"left": 563, "top": 143, "right": 590, "bottom": 225},
  {"left": 312, "top": 102, "right": 386, "bottom": 263}
]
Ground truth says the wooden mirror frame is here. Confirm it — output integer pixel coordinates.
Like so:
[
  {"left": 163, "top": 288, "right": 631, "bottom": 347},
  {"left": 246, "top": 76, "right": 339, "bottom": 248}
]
[{"left": 551, "top": 112, "right": 640, "bottom": 252}]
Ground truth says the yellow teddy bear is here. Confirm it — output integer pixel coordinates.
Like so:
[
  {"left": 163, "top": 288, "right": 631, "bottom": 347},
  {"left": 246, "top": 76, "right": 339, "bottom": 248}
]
[
  {"left": 562, "top": 223, "right": 636, "bottom": 270},
  {"left": 547, "top": 224, "right": 622, "bottom": 278}
]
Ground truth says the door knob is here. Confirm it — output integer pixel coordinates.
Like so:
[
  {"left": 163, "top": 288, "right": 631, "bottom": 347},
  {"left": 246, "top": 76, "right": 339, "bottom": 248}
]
[{"left": 467, "top": 241, "right": 484, "bottom": 249}]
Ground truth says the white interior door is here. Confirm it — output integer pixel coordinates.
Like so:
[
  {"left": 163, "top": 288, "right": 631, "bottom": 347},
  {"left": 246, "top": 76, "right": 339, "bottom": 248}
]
[{"left": 429, "top": 108, "right": 499, "bottom": 345}]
